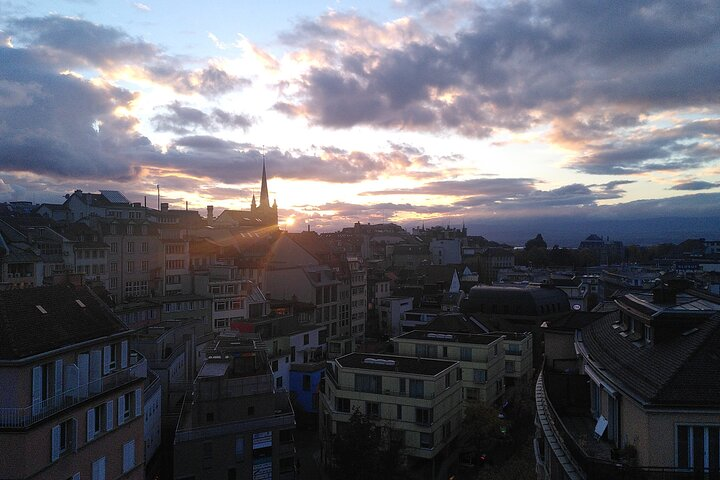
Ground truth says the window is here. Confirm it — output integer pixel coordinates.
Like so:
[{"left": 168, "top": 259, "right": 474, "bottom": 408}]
[
  {"left": 247, "top": 406, "right": 254, "bottom": 416},
  {"left": 456, "top": 367, "right": 462, "bottom": 381},
  {"left": 235, "top": 437, "right": 245, "bottom": 462},
  {"left": 365, "top": 401, "right": 380, "bottom": 417},
  {"left": 127, "top": 242, "right": 134, "bottom": 253},
  {"left": 506, "top": 343, "right": 521, "bottom": 355},
  {"left": 141, "top": 242, "right": 148, "bottom": 253},
  {"left": 473, "top": 369, "right": 487, "bottom": 384},
  {"left": 493, "top": 344, "right": 498, "bottom": 356},
  {"left": 336, "top": 397, "right": 350, "bottom": 413},
  {"left": 51, "top": 418, "right": 76, "bottom": 461},
  {"left": 397, "top": 404, "right": 402, "bottom": 420},
  {"left": 92, "top": 456, "right": 106, "bottom": 480},
  {"left": 420, "top": 432, "right": 434, "bottom": 448},
  {"left": 677, "top": 425, "right": 720, "bottom": 471},
  {"left": 122, "top": 440, "right": 135, "bottom": 473},
  {"left": 460, "top": 347, "right": 472, "bottom": 362},
  {"left": 86, "top": 403, "right": 108, "bottom": 442},
  {"left": 399, "top": 378, "right": 406, "bottom": 395},
  {"left": 141, "top": 261, "right": 149, "bottom": 272},
  {"left": 415, "top": 407, "right": 432, "bottom": 425},
  {"left": 644, "top": 324, "right": 653, "bottom": 344},
  {"left": 303, "top": 375, "right": 311, "bottom": 391},
  {"left": 276, "top": 376, "right": 283, "bottom": 389},
  {"left": 409, "top": 379, "right": 424, "bottom": 398},
  {"left": 442, "top": 346, "right": 448, "bottom": 358},
  {"left": 355, "top": 374, "right": 382, "bottom": 394},
  {"left": 303, "top": 334, "right": 310, "bottom": 345},
  {"left": 505, "top": 361, "right": 516, "bottom": 374},
  {"left": 110, "top": 242, "right": 117, "bottom": 253},
  {"left": 126, "top": 261, "right": 134, "bottom": 273}
]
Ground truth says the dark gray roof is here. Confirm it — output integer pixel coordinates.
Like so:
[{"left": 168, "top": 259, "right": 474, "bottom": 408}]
[
  {"left": 336, "top": 353, "right": 457, "bottom": 376},
  {"left": 0, "top": 284, "right": 128, "bottom": 360},
  {"left": 463, "top": 285, "right": 570, "bottom": 316},
  {"left": 581, "top": 310, "right": 720, "bottom": 407},
  {"left": 419, "top": 313, "right": 490, "bottom": 334}
]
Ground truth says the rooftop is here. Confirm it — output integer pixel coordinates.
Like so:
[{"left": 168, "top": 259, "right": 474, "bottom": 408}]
[
  {"left": 0, "top": 284, "right": 128, "bottom": 360},
  {"left": 336, "top": 352, "right": 457, "bottom": 376},
  {"left": 394, "top": 330, "right": 502, "bottom": 345}
]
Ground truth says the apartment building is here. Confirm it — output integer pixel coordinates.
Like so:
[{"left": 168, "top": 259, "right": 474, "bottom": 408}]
[
  {"left": 173, "top": 333, "right": 296, "bottom": 480},
  {"left": 0, "top": 283, "right": 146, "bottom": 480},
  {"left": 320, "top": 353, "right": 463, "bottom": 474},
  {"left": 347, "top": 256, "right": 367, "bottom": 341},
  {"left": 393, "top": 331, "right": 506, "bottom": 405},
  {"left": 535, "top": 287, "right": 720, "bottom": 479}
]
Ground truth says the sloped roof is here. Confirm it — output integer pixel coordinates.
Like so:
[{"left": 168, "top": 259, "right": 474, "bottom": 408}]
[
  {"left": 0, "top": 284, "right": 128, "bottom": 360},
  {"left": 581, "top": 311, "right": 720, "bottom": 406}
]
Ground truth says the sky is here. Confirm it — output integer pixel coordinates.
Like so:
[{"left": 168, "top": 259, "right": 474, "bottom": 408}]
[{"left": 1, "top": 0, "right": 719, "bottom": 239}]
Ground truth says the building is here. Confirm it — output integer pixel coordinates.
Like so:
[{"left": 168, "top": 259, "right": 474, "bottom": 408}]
[
  {"left": 535, "top": 287, "right": 720, "bottom": 479},
  {"left": 0, "top": 283, "right": 146, "bottom": 480},
  {"left": 173, "top": 333, "right": 296, "bottom": 480},
  {"left": 393, "top": 331, "right": 506, "bottom": 406},
  {"left": 214, "top": 161, "right": 278, "bottom": 228},
  {"left": 347, "top": 256, "right": 368, "bottom": 342},
  {"left": 377, "top": 296, "right": 414, "bottom": 336},
  {"left": 320, "top": 353, "right": 463, "bottom": 476}
]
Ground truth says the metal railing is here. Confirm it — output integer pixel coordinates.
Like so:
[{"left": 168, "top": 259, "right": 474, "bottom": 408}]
[
  {"left": 537, "top": 364, "right": 718, "bottom": 480},
  {"left": 324, "top": 366, "right": 459, "bottom": 400},
  {"left": 0, "top": 354, "right": 147, "bottom": 429}
]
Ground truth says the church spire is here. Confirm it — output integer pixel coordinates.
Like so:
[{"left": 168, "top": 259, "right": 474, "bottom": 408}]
[{"left": 260, "top": 157, "right": 270, "bottom": 208}]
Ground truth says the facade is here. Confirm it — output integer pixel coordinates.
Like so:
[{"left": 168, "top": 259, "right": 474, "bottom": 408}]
[
  {"left": 377, "top": 296, "right": 414, "bottom": 336},
  {"left": 173, "top": 333, "right": 296, "bottom": 480},
  {"left": 0, "top": 283, "right": 146, "bottom": 480},
  {"left": 393, "top": 331, "right": 506, "bottom": 405},
  {"left": 320, "top": 353, "right": 463, "bottom": 472},
  {"left": 347, "top": 256, "right": 367, "bottom": 342},
  {"left": 535, "top": 288, "right": 720, "bottom": 479}
]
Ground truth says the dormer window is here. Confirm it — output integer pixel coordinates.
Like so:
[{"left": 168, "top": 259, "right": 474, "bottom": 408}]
[
  {"left": 629, "top": 317, "right": 636, "bottom": 333},
  {"left": 644, "top": 324, "right": 653, "bottom": 344}
]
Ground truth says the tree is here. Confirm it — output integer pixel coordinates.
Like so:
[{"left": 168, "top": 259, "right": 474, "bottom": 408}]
[
  {"left": 524, "top": 234, "right": 547, "bottom": 251},
  {"left": 331, "top": 408, "right": 403, "bottom": 480},
  {"left": 462, "top": 403, "right": 513, "bottom": 463}
]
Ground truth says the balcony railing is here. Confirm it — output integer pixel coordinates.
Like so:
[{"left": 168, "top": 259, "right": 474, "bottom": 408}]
[
  {"left": 0, "top": 353, "right": 147, "bottom": 429},
  {"left": 324, "top": 365, "right": 457, "bottom": 400},
  {"left": 537, "top": 363, "right": 718, "bottom": 480}
]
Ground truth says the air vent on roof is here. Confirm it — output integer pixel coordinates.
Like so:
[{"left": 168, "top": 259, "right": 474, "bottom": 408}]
[
  {"left": 427, "top": 333, "right": 453, "bottom": 340},
  {"left": 36, "top": 305, "right": 47, "bottom": 314},
  {"left": 682, "top": 327, "right": 699, "bottom": 336},
  {"left": 76, "top": 299, "right": 86, "bottom": 308},
  {"left": 363, "top": 358, "right": 396, "bottom": 366}
]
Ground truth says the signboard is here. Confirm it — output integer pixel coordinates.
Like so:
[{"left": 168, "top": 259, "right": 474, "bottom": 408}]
[{"left": 252, "top": 431, "right": 272, "bottom": 450}]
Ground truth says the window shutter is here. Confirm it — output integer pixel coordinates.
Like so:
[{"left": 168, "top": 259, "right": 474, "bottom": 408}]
[
  {"left": 87, "top": 408, "right": 95, "bottom": 442},
  {"left": 123, "top": 440, "right": 135, "bottom": 472},
  {"left": 64, "top": 364, "right": 79, "bottom": 401},
  {"left": 32, "top": 366, "right": 42, "bottom": 415},
  {"left": 72, "top": 473, "right": 80, "bottom": 480},
  {"left": 78, "top": 353, "right": 89, "bottom": 398},
  {"left": 51, "top": 424, "right": 60, "bottom": 461},
  {"left": 117, "top": 395, "right": 125, "bottom": 426},
  {"left": 120, "top": 340, "right": 128, "bottom": 369},
  {"left": 135, "top": 389, "right": 142, "bottom": 417},
  {"left": 103, "top": 346, "right": 111, "bottom": 375},
  {"left": 92, "top": 456, "right": 106, "bottom": 480},
  {"left": 106, "top": 400, "right": 114, "bottom": 431},
  {"left": 54, "top": 359, "right": 63, "bottom": 398},
  {"left": 89, "top": 350, "right": 102, "bottom": 394}
]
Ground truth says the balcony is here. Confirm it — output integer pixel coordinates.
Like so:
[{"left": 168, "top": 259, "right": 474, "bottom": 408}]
[
  {"left": 324, "top": 366, "right": 457, "bottom": 400},
  {"left": 0, "top": 353, "right": 147, "bottom": 429},
  {"left": 536, "top": 363, "right": 712, "bottom": 480}
]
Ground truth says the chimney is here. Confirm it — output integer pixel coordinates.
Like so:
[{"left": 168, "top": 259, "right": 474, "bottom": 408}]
[
  {"left": 652, "top": 285, "right": 677, "bottom": 305},
  {"left": 161, "top": 202, "right": 169, "bottom": 211},
  {"left": 207, "top": 205, "right": 214, "bottom": 225}
]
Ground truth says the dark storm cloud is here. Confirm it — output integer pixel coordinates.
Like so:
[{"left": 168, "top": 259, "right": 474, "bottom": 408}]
[
  {"left": 278, "top": 0, "right": 720, "bottom": 173},
  {"left": 151, "top": 102, "right": 252, "bottom": 134},
  {"left": 670, "top": 181, "right": 720, "bottom": 191},
  {"left": 7, "top": 15, "right": 249, "bottom": 97},
  {"left": 0, "top": 45, "right": 147, "bottom": 180},
  {"left": 573, "top": 120, "right": 720, "bottom": 175}
]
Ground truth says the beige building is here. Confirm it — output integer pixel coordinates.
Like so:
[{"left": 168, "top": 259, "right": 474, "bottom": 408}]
[
  {"left": 173, "top": 333, "right": 296, "bottom": 480},
  {"left": 320, "top": 352, "right": 463, "bottom": 473},
  {"left": 392, "top": 331, "right": 506, "bottom": 405},
  {"left": 536, "top": 287, "right": 720, "bottom": 479},
  {"left": 347, "top": 256, "right": 367, "bottom": 342},
  {"left": 0, "top": 283, "right": 146, "bottom": 480}
]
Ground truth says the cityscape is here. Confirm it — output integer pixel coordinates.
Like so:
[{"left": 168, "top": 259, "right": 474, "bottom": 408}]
[{"left": 1, "top": 0, "right": 720, "bottom": 479}]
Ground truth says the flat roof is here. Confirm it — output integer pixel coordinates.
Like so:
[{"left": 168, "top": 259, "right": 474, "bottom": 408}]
[{"left": 336, "top": 353, "right": 457, "bottom": 376}]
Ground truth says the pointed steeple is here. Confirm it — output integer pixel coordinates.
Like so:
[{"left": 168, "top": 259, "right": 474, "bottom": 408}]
[
  {"left": 260, "top": 157, "right": 270, "bottom": 208},
  {"left": 251, "top": 194, "right": 256, "bottom": 211}
]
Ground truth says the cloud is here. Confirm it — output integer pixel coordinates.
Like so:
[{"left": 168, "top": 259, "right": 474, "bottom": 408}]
[
  {"left": 151, "top": 102, "right": 252, "bottom": 134},
  {"left": 276, "top": 0, "right": 720, "bottom": 174},
  {"left": 7, "top": 15, "right": 250, "bottom": 97},
  {"left": 670, "top": 180, "right": 720, "bottom": 191},
  {"left": 133, "top": 3, "right": 151, "bottom": 12}
]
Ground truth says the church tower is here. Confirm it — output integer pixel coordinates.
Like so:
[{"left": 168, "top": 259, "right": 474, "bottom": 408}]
[{"left": 253, "top": 158, "right": 278, "bottom": 227}]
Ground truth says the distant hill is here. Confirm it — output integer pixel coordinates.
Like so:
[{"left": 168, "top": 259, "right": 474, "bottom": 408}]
[{"left": 468, "top": 216, "right": 720, "bottom": 247}]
